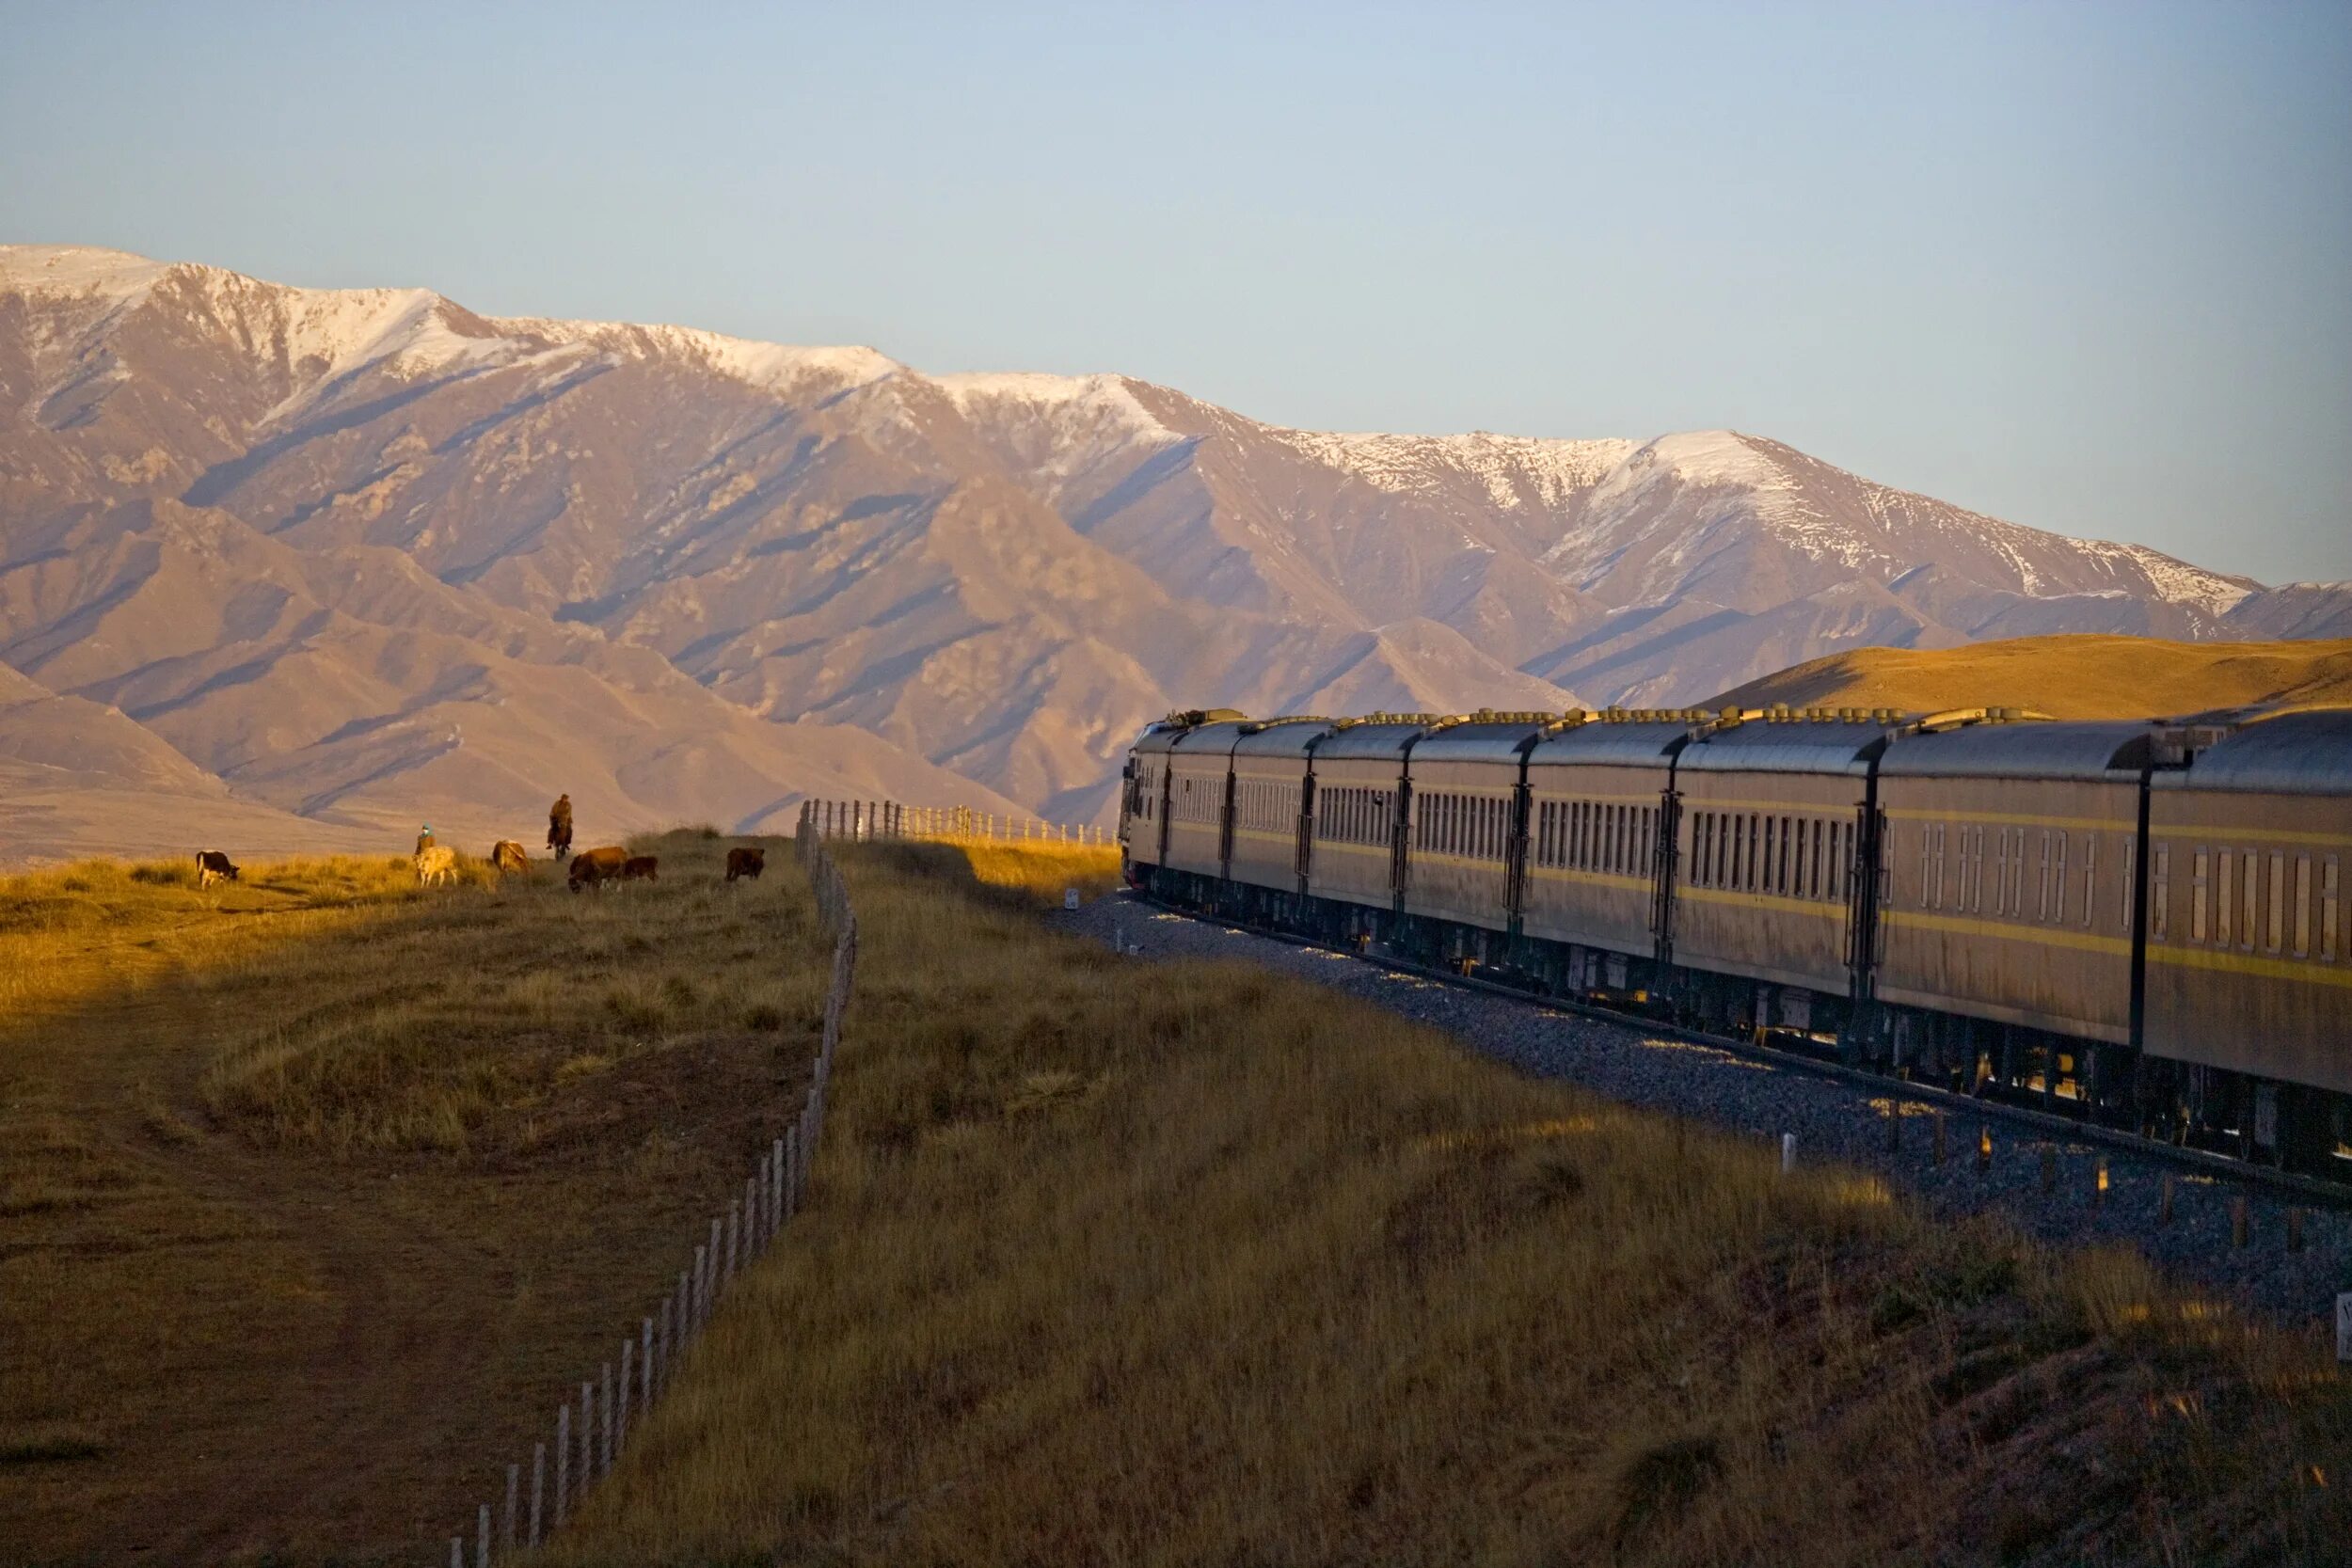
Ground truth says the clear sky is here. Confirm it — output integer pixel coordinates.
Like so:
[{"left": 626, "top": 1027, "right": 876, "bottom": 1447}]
[{"left": 5, "top": 1, "right": 2347, "bottom": 582}]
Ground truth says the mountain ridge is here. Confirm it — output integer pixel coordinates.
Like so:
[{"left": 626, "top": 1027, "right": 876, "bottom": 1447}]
[{"left": 3, "top": 243, "right": 2338, "bottom": 838}]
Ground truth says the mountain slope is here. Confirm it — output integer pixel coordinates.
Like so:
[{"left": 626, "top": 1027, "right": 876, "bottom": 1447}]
[
  {"left": 2, "top": 244, "right": 2332, "bottom": 830},
  {"left": 1710, "top": 634, "right": 2352, "bottom": 719}
]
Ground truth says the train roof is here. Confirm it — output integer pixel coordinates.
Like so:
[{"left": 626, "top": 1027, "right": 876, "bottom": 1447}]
[
  {"left": 1406, "top": 716, "right": 1566, "bottom": 764},
  {"left": 1880, "top": 720, "right": 2155, "bottom": 781},
  {"left": 1677, "top": 714, "right": 1904, "bottom": 776},
  {"left": 1310, "top": 716, "right": 1449, "bottom": 761},
  {"left": 1527, "top": 718, "right": 1699, "bottom": 769},
  {"left": 1231, "top": 717, "right": 1338, "bottom": 758},
  {"left": 2156, "top": 706, "right": 2352, "bottom": 796},
  {"left": 1131, "top": 708, "right": 1248, "bottom": 754},
  {"left": 1168, "top": 718, "right": 1253, "bottom": 758}
]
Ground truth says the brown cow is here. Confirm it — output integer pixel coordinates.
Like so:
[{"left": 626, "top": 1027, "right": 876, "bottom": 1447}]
[
  {"left": 620, "top": 855, "right": 659, "bottom": 883},
  {"left": 725, "top": 846, "right": 765, "bottom": 883},
  {"left": 490, "top": 839, "right": 531, "bottom": 875},
  {"left": 196, "top": 850, "right": 239, "bottom": 889},
  {"left": 567, "top": 846, "right": 628, "bottom": 894}
]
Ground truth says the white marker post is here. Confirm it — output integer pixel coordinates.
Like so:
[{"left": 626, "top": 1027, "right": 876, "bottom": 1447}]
[
  {"left": 1780, "top": 1132, "right": 1796, "bottom": 1175},
  {"left": 1064, "top": 887, "right": 1080, "bottom": 911}
]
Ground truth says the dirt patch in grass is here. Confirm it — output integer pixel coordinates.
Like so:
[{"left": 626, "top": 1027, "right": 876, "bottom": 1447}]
[{"left": 0, "top": 832, "right": 826, "bottom": 1563}]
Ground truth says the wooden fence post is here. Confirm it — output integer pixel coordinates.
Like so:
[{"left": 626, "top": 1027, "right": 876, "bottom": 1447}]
[
  {"left": 617, "top": 1338, "right": 633, "bottom": 1452},
  {"left": 691, "top": 1243, "right": 708, "bottom": 1333},
  {"left": 579, "top": 1381, "right": 595, "bottom": 1494},
  {"left": 477, "top": 1502, "right": 490, "bottom": 1568},
  {"left": 1931, "top": 1111, "right": 1947, "bottom": 1165},
  {"left": 554, "top": 1405, "right": 570, "bottom": 1526},
  {"left": 2232, "top": 1196, "right": 2249, "bottom": 1249},
  {"left": 530, "top": 1442, "right": 545, "bottom": 1546},
  {"left": 2040, "top": 1146, "right": 2056, "bottom": 1195},
  {"left": 600, "top": 1361, "right": 614, "bottom": 1478},
  {"left": 641, "top": 1316, "right": 653, "bottom": 1409},
  {"left": 2160, "top": 1175, "right": 2175, "bottom": 1226},
  {"left": 503, "top": 1461, "right": 518, "bottom": 1553}
]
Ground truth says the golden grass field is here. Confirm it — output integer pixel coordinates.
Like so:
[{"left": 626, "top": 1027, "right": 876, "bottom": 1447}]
[
  {"left": 0, "top": 831, "right": 832, "bottom": 1562},
  {"left": 549, "top": 839, "right": 2349, "bottom": 1568},
  {"left": 1711, "top": 634, "right": 2352, "bottom": 718}
]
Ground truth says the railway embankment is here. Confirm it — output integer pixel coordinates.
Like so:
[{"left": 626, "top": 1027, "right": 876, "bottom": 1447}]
[
  {"left": 1062, "top": 892, "right": 2351, "bottom": 1325},
  {"left": 557, "top": 840, "right": 2345, "bottom": 1568}
]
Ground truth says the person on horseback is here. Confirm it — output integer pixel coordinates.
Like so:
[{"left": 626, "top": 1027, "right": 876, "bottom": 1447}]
[{"left": 548, "top": 793, "right": 574, "bottom": 859}]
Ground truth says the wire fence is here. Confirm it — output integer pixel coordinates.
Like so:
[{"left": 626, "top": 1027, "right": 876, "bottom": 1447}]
[
  {"left": 436, "top": 813, "right": 857, "bottom": 1565},
  {"left": 803, "top": 798, "right": 1108, "bottom": 847}
]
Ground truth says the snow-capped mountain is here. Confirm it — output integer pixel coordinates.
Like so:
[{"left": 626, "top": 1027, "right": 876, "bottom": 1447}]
[{"left": 0, "top": 245, "right": 2327, "bottom": 839}]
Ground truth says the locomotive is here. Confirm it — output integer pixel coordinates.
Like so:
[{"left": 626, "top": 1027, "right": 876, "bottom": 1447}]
[{"left": 1119, "top": 703, "right": 2352, "bottom": 1176}]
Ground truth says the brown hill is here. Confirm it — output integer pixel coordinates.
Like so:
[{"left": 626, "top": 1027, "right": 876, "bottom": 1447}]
[
  {"left": 12, "top": 245, "right": 2342, "bottom": 829},
  {"left": 1709, "top": 634, "right": 2352, "bottom": 718}
]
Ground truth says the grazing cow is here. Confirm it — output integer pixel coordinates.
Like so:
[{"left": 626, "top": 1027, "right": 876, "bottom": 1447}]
[
  {"left": 414, "top": 845, "right": 458, "bottom": 887},
  {"left": 620, "top": 855, "right": 660, "bottom": 883},
  {"left": 567, "top": 846, "right": 628, "bottom": 894},
  {"left": 196, "top": 850, "right": 239, "bottom": 890},
  {"left": 489, "top": 839, "right": 531, "bottom": 875},
  {"left": 725, "top": 846, "right": 766, "bottom": 883}
]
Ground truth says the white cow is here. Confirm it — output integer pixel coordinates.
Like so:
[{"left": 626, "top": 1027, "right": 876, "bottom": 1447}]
[{"left": 414, "top": 844, "right": 458, "bottom": 887}]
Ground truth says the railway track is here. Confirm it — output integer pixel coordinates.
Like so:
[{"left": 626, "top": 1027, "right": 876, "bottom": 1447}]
[{"left": 1131, "top": 889, "right": 2352, "bottom": 1212}]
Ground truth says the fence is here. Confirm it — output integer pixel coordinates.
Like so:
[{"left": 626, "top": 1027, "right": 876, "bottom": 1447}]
[
  {"left": 437, "top": 816, "right": 858, "bottom": 1565},
  {"left": 803, "top": 798, "right": 1109, "bottom": 847}
]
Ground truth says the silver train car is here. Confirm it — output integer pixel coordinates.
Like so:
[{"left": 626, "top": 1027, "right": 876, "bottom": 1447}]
[{"left": 1120, "top": 702, "right": 2352, "bottom": 1175}]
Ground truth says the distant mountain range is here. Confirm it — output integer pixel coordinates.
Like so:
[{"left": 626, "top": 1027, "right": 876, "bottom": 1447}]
[{"left": 2, "top": 244, "right": 2344, "bottom": 857}]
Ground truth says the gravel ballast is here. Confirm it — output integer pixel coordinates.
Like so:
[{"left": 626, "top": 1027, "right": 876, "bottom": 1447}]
[{"left": 1056, "top": 891, "right": 2352, "bottom": 1327}]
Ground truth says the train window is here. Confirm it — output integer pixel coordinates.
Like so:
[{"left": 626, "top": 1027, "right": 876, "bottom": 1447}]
[
  {"left": 2324, "top": 856, "right": 2340, "bottom": 961},
  {"left": 2053, "top": 832, "right": 2068, "bottom": 925},
  {"left": 1831, "top": 821, "right": 1847, "bottom": 901},
  {"left": 2293, "top": 855, "right": 2312, "bottom": 958},
  {"left": 2217, "top": 849, "right": 2233, "bottom": 946},
  {"left": 2123, "top": 837, "right": 2137, "bottom": 932},
  {"left": 2242, "top": 851, "right": 2258, "bottom": 952},
  {"left": 2266, "top": 852, "right": 2284, "bottom": 954},
  {"left": 2036, "top": 832, "right": 2051, "bottom": 922},
  {"left": 2080, "top": 835, "right": 2095, "bottom": 927},
  {"left": 2192, "top": 848, "right": 2209, "bottom": 942}
]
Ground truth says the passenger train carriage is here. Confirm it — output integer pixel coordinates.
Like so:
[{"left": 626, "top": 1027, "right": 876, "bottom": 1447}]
[{"left": 1120, "top": 703, "right": 2352, "bottom": 1175}]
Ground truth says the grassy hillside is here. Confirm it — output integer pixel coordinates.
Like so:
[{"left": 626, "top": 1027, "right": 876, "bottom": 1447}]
[
  {"left": 0, "top": 833, "right": 833, "bottom": 1562},
  {"left": 555, "top": 843, "right": 2348, "bottom": 1567},
  {"left": 1710, "top": 634, "right": 2352, "bottom": 718}
]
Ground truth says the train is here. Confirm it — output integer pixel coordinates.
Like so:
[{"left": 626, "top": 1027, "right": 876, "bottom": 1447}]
[{"left": 1118, "top": 702, "right": 2352, "bottom": 1177}]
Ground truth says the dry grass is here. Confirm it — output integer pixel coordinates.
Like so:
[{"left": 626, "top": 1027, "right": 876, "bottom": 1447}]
[
  {"left": 0, "top": 832, "right": 831, "bottom": 1562},
  {"left": 1711, "top": 634, "right": 2352, "bottom": 718},
  {"left": 554, "top": 842, "right": 2350, "bottom": 1567}
]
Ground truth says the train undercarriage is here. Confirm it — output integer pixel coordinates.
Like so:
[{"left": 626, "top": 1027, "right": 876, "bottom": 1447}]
[{"left": 1137, "top": 863, "right": 2352, "bottom": 1180}]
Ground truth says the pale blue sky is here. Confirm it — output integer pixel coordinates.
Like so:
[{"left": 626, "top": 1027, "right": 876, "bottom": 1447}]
[{"left": 5, "top": 1, "right": 2346, "bottom": 582}]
